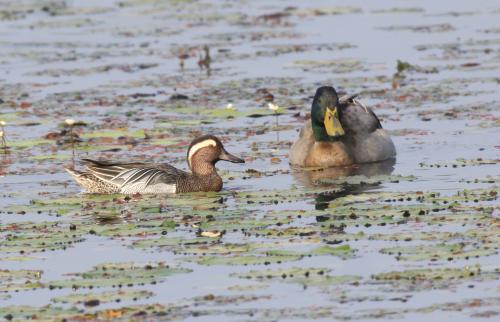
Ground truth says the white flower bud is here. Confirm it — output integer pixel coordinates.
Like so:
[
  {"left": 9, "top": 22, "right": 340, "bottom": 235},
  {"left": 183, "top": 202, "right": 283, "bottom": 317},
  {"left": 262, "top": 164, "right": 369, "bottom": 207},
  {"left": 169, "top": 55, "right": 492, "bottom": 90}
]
[
  {"left": 268, "top": 103, "right": 279, "bottom": 112},
  {"left": 65, "top": 119, "right": 76, "bottom": 126}
]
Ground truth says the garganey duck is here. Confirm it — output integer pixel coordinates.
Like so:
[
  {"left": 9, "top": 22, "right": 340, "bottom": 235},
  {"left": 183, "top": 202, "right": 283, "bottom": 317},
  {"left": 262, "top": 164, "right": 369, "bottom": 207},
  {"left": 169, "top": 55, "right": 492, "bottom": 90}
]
[
  {"left": 289, "top": 86, "right": 396, "bottom": 168},
  {"left": 66, "top": 135, "right": 244, "bottom": 194}
]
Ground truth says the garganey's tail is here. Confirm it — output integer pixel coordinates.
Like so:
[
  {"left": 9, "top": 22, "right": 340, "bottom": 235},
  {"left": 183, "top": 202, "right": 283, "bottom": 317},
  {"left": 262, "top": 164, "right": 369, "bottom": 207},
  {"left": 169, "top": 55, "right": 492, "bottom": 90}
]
[{"left": 65, "top": 167, "right": 118, "bottom": 194}]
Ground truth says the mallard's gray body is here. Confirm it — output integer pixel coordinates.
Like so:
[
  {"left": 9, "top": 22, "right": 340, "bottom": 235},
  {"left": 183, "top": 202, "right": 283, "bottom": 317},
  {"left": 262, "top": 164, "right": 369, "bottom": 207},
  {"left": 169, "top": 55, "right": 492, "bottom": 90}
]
[{"left": 339, "top": 95, "right": 396, "bottom": 164}]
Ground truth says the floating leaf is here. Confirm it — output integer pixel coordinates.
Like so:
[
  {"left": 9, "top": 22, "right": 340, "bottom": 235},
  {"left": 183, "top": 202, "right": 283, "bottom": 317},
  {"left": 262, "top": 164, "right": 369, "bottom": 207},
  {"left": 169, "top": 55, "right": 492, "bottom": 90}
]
[
  {"left": 51, "top": 289, "right": 154, "bottom": 306},
  {"left": 234, "top": 267, "right": 361, "bottom": 287},
  {"left": 48, "top": 262, "right": 191, "bottom": 290}
]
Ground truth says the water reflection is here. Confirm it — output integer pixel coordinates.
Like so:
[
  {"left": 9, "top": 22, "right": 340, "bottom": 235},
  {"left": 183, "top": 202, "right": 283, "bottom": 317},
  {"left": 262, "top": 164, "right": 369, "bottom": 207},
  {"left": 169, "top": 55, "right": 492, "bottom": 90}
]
[
  {"left": 0, "top": 152, "right": 11, "bottom": 178},
  {"left": 198, "top": 45, "right": 211, "bottom": 76},
  {"left": 292, "top": 159, "right": 395, "bottom": 187},
  {"left": 292, "top": 159, "right": 396, "bottom": 210},
  {"left": 87, "top": 193, "right": 226, "bottom": 226}
]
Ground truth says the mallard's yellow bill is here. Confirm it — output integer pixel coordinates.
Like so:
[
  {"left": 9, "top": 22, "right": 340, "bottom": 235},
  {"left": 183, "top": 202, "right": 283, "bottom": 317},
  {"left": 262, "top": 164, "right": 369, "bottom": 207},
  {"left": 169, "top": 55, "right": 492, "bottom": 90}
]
[{"left": 324, "top": 107, "right": 345, "bottom": 137}]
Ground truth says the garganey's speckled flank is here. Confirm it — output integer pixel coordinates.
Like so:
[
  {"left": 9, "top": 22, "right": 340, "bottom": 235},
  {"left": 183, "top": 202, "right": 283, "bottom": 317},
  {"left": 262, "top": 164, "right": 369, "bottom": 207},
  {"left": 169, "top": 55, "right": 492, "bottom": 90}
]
[
  {"left": 289, "top": 86, "right": 396, "bottom": 168},
  {"left": 66, "top": 135, "right": 244, "bottom": 194}
]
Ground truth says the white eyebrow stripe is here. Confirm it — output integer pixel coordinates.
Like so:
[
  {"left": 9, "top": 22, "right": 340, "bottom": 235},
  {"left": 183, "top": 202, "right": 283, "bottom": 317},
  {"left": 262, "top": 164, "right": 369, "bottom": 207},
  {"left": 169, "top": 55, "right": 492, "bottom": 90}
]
[{"left": 188, "top": 139, "right": 217, "bottom": 166}]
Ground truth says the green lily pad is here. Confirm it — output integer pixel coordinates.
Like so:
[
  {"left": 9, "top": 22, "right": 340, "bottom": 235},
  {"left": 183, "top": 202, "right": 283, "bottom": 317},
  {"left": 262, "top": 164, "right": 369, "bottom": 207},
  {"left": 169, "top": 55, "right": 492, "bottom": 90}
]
[
  {"left": 0, "top": 222, "right": 86, "bottom": 254},
  {"left": 189, "top": 254, "right": 302, "bottom": 266},
  {"left": 371, "top": 265, "right": 498, "bottom": 286},
  {"left": 0, "top": 269, "right": 43, "bottom": 292},
  {"left": 266, "top": 244, "right": 356, "bottom": 259},
  {"left": 419, "top": 158, "right": 498, "bottom": 168},
  {"left": 80, "top": 129, "right": 145, "bottom": 139},
  {"left": 49, "top": 262, "right": 191, "bottom": 290},
  {"left": 7, "top": 139, "right": 53, "bottom": 149},
  {"left": 381, "top": 243, "right": 497, "bottom": 261},
  {"left": 51, "top": 289, "right": 154, "bottom": 306},
  {"left": 234, "top": 267, "right": 361, "bottom": 287},
  {"left": 318, "top": 174, "right": 416, "bottom": 185}
]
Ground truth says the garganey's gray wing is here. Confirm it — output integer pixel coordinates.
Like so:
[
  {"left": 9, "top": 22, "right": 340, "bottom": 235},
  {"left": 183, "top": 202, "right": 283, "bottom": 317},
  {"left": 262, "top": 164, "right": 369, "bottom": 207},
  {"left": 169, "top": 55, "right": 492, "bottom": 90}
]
[
  {"left": 82, "top": 159, "right": 187, "bottom": 194},
  {"left": 339, "top": 94, "right": 382, "bottom": 134}
]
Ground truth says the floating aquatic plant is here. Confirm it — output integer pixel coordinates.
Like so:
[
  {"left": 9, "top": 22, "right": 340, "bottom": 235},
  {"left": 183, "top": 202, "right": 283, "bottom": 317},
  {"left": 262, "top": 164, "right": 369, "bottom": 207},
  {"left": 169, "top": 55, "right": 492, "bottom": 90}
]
[
  {"left": 0, "top": 1, "right": 498, "bottom": 320},
  {"left": 0, "top": 120, "right": 7, "bottom": 151}
]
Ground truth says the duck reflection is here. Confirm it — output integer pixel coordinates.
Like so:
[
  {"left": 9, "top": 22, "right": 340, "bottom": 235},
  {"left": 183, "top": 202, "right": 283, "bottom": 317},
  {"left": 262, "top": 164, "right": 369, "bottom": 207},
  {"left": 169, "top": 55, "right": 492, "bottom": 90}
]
[
  {"left": 87, "top": 193, "right": 226, "bottom": 226},
  {"left": 291, "top": 159, "right": 395, "bottom": 210},
  {"left": 292, "top": 158, "right": 395, "bottom": 187}
]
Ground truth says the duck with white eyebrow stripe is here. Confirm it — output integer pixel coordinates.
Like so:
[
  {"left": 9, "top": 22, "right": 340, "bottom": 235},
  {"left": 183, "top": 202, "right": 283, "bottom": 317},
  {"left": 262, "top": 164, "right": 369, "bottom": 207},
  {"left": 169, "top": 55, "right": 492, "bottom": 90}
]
[
  {"left": 65, "top": 135, "right": 245, "bottom": 194},
  {"left": 187, "top": 138, "right": 218, "bottom": 169}
]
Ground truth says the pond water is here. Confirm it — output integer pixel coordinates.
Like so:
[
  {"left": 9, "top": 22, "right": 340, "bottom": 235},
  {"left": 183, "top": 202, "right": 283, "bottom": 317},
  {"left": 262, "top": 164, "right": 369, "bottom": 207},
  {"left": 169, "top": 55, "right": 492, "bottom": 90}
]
[{"left": 0, "top": 0, "right": 499, "bottom": 321}]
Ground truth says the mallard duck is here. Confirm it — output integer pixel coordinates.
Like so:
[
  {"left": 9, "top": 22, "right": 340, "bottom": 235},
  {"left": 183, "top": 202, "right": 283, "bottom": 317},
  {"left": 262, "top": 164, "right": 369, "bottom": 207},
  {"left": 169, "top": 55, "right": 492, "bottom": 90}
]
[
  {"left": 289, "top": 86, "right": 396, "bottom": 167},
  {"left": 66, "top": 135, "right": 244, "bottom": 194}
]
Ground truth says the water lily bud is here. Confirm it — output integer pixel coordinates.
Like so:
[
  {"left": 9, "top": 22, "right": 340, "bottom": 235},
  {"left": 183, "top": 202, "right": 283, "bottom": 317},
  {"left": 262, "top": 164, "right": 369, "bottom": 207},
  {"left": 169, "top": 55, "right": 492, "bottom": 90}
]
[
  {"left": 0, "top": 120, "right": 5, "bottom": 126},
  {"left": 65, "top": 119, "right": 76, "bottom": 126},
  {"left": 268, "top": 103, "right": 279, "bottom": 112},
  {"left": 226, "top": 103, "right": 235, "bottom": 110},
  {"left": 200, "top": 230, "right": 222, "bottom": 238}
]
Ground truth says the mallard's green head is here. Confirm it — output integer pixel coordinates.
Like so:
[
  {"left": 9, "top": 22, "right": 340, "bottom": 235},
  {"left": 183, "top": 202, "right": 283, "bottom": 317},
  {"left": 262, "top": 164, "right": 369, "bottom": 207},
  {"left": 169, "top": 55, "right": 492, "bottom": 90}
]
[{"left": 311, "top": 86, "right": 345, "bottom": 142}]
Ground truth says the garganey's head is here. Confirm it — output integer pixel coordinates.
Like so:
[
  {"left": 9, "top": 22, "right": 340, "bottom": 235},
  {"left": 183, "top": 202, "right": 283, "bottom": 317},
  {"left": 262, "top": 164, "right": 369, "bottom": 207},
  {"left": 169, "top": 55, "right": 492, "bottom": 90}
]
[{"left": 187, "top": 135, "right": 244, "bottom": 174}]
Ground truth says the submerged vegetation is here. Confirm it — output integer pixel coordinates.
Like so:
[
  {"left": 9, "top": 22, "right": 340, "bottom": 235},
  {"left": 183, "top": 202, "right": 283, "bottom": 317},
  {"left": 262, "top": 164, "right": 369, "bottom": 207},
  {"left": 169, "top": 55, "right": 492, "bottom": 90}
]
[{"left": 0, "top": 0, "right": 499, "bottom": 321}]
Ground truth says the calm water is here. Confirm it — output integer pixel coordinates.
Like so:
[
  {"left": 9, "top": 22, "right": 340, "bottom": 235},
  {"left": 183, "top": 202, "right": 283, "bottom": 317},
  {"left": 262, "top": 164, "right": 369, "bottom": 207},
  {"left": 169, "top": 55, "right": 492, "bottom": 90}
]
[{"left": 0, "top": 0, "right": 499, "bottom": 321}]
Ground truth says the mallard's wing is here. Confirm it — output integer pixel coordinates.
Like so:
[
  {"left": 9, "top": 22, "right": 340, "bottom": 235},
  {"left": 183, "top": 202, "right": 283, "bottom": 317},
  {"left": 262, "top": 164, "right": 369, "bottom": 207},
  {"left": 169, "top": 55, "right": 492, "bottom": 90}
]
[
  {"left": 82, "top": 159, "right": 187, "bottom": 193},
  {"left": 339, "top": 95, "right": 382, "bottom": 133},
  {"left": 339, "top": 94, "right": 359, "bottom": 105}
]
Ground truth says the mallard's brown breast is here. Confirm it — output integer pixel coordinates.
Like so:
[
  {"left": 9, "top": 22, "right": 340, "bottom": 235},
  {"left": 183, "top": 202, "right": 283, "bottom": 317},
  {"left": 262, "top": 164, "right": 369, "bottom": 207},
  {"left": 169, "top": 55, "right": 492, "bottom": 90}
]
[{"left": 304, "top": 141, "right": 353, "bottom": 168}]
